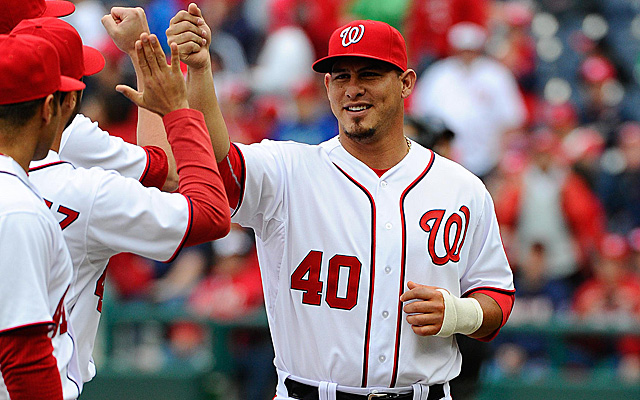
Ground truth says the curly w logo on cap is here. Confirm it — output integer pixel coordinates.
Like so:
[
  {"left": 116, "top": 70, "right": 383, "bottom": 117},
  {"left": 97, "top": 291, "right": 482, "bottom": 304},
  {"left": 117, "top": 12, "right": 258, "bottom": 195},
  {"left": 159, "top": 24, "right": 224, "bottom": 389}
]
[{"left": 313, "top": 20, "right": 408, "bottom": 73}]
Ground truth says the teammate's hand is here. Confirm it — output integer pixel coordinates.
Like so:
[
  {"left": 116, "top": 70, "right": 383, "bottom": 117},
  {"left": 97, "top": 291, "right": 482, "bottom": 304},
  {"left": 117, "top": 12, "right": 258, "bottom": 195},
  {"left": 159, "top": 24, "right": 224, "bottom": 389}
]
[
  {"left": 400, "top": 281, "right": 446, "bottom": 336},
  {"left": 166, "top": 3, "right": 211, "bottom": 70},
  {"left": 116, "top": 33, "right": 189, "bottom": 117},
  {"left": 101, "top": 7, "right": 151, "bottom": 56}
]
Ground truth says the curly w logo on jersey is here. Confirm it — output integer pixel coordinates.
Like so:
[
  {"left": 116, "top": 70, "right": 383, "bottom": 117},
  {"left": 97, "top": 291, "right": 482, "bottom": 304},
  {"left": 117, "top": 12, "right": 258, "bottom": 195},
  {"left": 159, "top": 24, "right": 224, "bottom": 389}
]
[
  {"left": 340, "top": 24, "right": 365, "bottom": 47},
  {"left": 420, "top": 206, "right": 471, "bottom": 265}
]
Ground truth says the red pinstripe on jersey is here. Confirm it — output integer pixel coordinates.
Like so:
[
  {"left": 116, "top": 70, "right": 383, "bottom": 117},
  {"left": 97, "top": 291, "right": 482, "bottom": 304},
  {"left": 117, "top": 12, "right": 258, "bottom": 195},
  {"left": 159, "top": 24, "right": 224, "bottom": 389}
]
[{"left": 391, "top": 150, "right": 435, "bottom": 388}]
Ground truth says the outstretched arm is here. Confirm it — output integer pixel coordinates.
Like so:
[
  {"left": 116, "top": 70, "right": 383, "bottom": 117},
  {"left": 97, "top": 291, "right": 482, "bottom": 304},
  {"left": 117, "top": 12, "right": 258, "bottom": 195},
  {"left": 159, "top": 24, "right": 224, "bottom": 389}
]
[
  {"left": 117, "top": 33, "right": 230, "bottom": 244},
  {"left": 102, "top": 7, "right": 178, "bottom": 190},
  {"left": 166, "top": 3, "right": 230, "bottom": 162}
]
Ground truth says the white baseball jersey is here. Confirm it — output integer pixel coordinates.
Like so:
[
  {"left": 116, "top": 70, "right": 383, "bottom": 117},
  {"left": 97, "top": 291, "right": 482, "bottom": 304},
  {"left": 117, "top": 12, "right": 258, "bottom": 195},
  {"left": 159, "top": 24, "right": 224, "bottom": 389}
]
[
  {"left": 0, "top": 155, "right": 80, "bottom": 400},
  {"left": 229, "top": 137, "right": 514, "bottom": 396},
  {"left": 59, "top": 114, "right": 148, "bottom": 181},
  {"left": 28, "top": 150, "right": 190, "bottom": 385}
]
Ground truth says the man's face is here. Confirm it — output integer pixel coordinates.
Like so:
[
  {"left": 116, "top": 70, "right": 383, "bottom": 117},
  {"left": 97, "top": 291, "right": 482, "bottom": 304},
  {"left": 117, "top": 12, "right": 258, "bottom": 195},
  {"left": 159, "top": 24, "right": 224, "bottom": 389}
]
[{"left": 325, "top": 57, "right": 406, "bottom": 143}]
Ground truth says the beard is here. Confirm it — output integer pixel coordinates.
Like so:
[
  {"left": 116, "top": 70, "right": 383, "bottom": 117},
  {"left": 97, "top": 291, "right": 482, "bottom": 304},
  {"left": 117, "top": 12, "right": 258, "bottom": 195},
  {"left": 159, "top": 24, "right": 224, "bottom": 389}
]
[{"left": 342, "top": 120, "right": 376, "bottom": 142}]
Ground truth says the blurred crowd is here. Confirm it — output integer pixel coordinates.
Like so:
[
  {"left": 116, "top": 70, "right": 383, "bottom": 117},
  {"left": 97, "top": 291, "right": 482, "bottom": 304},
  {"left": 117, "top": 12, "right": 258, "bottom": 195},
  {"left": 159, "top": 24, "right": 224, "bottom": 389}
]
[{"left": 70, "top": 0, "right": 640, "bottom": 398}]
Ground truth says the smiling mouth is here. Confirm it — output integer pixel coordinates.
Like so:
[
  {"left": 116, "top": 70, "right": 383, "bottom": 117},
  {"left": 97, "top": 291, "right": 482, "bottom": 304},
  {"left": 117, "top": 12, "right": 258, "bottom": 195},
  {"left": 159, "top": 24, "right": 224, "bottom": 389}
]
[{"left": 345, "top": 105, "right": 372, "bottom": 112}]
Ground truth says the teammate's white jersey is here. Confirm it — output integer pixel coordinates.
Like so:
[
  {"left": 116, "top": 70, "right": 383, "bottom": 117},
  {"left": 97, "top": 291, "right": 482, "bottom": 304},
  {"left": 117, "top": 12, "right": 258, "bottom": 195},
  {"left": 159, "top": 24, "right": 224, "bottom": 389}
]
[
  {"left": 59, "top": 114, "right": 148, "bottom": 180},
  {"left": 29, "top": 150, "right": 190, "bottom": 384},
  {"left": 0, "top": 155, "right": 80, "bottom": 400},
  {"left": 231, "top": 137, "right": 514, "bottom": 393}
]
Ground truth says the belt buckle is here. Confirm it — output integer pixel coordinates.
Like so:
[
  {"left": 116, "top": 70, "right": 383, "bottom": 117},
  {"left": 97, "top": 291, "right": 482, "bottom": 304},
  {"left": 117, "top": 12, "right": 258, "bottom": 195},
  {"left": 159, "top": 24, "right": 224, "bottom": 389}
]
[{"left": 367, "top": 391, "right": 392, "bottom": 399}]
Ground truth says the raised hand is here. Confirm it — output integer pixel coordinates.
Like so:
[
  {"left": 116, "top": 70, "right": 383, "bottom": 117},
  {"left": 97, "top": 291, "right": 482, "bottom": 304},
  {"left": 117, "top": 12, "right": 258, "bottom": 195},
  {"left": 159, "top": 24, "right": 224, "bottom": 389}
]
[
  {"left": 116, "top": 33, "right": 189, "bottom": 117},
  {"left": 399, "top": 281, "right": 446, "bottom": 336},
  {"left": 101, "top": 7, "right": 150, "bottom": 56},
  {"left": 166, "top": 3, "right": 211, "bottom": 70}
]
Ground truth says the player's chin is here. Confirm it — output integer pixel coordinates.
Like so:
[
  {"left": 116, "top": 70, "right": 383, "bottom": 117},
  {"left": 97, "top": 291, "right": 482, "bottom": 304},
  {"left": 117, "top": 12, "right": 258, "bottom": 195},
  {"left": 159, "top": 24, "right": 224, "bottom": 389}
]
[{"left": 343, "top": 126, "right": 376, "bottom": 142}]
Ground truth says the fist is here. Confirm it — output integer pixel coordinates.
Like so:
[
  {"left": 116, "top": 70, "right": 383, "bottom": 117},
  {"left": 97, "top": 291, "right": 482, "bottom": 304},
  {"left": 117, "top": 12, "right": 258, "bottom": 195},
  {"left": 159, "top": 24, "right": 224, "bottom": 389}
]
[
  {"left": 102, "top": 7, "right": 150, "bottom": 55},
  {"left": 166, "top": 3, "right": 211, "bottom": 70},
  {"left": 399, "top": 281, "right": 446, "bottom": 336}
]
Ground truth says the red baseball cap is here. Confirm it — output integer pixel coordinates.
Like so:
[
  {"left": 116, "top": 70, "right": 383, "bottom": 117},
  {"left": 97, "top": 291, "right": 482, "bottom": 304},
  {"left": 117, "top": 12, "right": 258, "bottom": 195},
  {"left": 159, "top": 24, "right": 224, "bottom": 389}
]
[
  {"left": 12, "top": 17, "right": 104, "bottom": 81},
  {"left": 312, "top": 20, "right": 407, "bottom": 73},
  {"left": 0, "top": 33, "right": 84, "bottom": 105},
  {"left": 0, "top": 0, "right": 75, "bottom": 34}
]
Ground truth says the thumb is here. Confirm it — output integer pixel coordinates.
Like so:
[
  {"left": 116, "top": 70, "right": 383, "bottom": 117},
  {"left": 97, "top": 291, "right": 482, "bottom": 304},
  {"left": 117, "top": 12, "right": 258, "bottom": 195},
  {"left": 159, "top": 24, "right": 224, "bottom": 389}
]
[
  {"left": 188, "top": 2, "right": 203, "bottom": 18},
  {"left": 407, "top": 281, "right": 419, "bottom": 290},
  {"left": 115, "top": 85, "right": 143, "bottom": 106}
]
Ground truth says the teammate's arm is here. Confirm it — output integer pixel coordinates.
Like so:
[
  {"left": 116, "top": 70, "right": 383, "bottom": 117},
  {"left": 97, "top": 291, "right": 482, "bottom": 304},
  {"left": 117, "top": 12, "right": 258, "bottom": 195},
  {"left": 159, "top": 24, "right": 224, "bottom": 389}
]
[
  {"left": 166, "top": 3, "right": 230, "bottom": 162},
  {"left": 0, "top": 325, "right": 63, "bottom": 400},
  {"left": 102, "top": 7, "right": 179, "bottom": 191}
]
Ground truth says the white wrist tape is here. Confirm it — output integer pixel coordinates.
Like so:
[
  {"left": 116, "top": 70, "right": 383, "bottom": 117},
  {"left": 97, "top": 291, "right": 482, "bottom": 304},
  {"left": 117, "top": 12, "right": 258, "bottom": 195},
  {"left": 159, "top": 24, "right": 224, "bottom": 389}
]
[{"left": 434, "top": 289, "right": 484, "bottom": 337}]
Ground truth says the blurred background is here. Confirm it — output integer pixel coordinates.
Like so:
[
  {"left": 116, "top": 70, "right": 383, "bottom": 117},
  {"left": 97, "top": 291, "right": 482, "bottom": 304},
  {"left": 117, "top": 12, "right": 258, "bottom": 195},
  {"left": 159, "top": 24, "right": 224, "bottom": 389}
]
[{"left": 70, "top": 0, "right": 640, "bottom": 399}]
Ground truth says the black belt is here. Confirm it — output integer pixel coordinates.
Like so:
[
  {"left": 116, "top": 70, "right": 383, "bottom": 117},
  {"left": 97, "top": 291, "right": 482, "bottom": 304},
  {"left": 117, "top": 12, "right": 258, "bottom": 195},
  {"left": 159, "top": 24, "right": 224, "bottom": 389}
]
[{"left": 285, "top": 378, "right": 445, "bottom": 400}]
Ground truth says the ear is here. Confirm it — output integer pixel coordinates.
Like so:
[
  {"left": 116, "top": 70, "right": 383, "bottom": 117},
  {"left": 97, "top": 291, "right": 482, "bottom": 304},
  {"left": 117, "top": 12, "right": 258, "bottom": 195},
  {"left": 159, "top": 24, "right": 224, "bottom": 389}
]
[
  {"left": 400, "top": 69, "right": 417, "bottom": 99},
  {"left": 324, "top": 73, "right": 331, "bottom": 92},
  {"left": 40, "top": 94, "right": 56, "bottom": 126},
  {"left": 63, "top": 91, "right": 78, "bottom": 111}
]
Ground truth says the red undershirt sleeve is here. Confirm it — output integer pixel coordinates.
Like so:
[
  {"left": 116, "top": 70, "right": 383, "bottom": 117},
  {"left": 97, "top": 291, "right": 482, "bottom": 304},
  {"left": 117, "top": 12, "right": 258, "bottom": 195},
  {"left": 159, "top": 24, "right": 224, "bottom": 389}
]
[
  {"left": 139, "top": 145, "right": 169, "bottom": 189},
  {"left": 465, "top": 289, "right": 515, "bottom": 342},
  {"left": 163, "top": 109, "right": 230, "bottom": 247},
  {"left": 0, "top": 324, "right": 63, "bottom": 400},
  {"left": 217, "top": 142, "right": 243, "bottom": 209}
]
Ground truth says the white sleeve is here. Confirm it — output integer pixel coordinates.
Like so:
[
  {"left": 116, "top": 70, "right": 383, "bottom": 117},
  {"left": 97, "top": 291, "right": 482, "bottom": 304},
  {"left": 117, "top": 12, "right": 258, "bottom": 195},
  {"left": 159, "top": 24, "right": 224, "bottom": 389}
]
[
  {"left": 0, "top": 213, "right": 57, "bottom": 332},
  {"left": 459, "top": 190, "right": 514, "bottom": 295},
  {"left": 231, "top": 141, "right": 287, "bottom": 240},
  {"left": 84, "top": 168, "right": 190, "bottom": 262},
  {"left": 59, "top": 114, "right": 148, "bottom": 180}
]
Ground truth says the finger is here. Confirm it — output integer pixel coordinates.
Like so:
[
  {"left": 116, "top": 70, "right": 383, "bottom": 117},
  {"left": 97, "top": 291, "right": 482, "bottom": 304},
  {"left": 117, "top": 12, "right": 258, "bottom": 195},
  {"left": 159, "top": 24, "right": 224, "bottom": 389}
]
[
  {"left": 406, "top": 313, "right": 441, "bottom": 327},
  {"left": 110, "top": 7, "right": 128, "bottom": 22},
  {"left": 403, "top": 300, "right": 443, "bottom": 315},
  {"left": 169, "top": 9, "right": 202, "bottom": 27},
  {"left": 140, "top": 33, "right": 162, "bottom": 75},
  {"left": 175, "top": 42, "right": 202, "bottom": 59},
  {"left": 115, "top": 84, "right": 143, "bottom": 106},
  {"left": 167, "top": 20, "right": 207, "bottom": 43},
  {"left": 410, "top": 324, "right": 440, "bottom": 337},
  {"left": 135, "top": 39, "right": 152, "bottom": 76},
  {"left": 188, "top": 3, "right": 202, "bottom": 18},
  {"left": 169, "top": 42, "right": 182, "bottom": 74},
  {"left": 101, "top": 14, "right": 117, "bottom": 31},
  {"left": 148, "top": 34, "right": 169, "bottom": 71},
  {"left": 166, "top": 29, "right": 206, "bottom": 47}
]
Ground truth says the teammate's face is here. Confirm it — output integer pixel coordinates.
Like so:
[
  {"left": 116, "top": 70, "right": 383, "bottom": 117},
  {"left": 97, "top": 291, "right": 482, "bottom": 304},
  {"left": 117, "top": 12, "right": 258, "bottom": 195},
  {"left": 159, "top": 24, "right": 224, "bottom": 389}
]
[{"left": 325, "top": 58, "right": 414, "bottom": 143}]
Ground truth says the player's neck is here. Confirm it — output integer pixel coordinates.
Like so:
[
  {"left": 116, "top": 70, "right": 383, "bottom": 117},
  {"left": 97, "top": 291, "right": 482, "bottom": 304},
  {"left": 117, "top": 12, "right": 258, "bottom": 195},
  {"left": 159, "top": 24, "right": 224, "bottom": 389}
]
[
  {"left": 339, "top": 132, "right": 410, "bottom": 170},
  {"left": 0, "top": 127, "right": 39, "bottom": 173}
]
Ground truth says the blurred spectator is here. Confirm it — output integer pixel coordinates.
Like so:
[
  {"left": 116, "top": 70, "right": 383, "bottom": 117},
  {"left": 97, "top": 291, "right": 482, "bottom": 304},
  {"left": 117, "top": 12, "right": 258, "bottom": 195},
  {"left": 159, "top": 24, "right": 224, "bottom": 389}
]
[
  {"left": 411, "top": 22, "right": 527, "bottom": 180},
  {"left": 597, "top": 121, "right": 640, "bottom": 233},
  {"left": 269, "top": 78, "right": 338, "bottom": 144},
  {"left": 188, "top": 225, "right": 275, "bottom": 400},
  {"left": 250, "top": 0, "right": 315, "bottom": 96},
  {"left": 403, "top": 0, "right": 490, "bottom": 73},
  {"left": 495, "top": 129, "right": 606, "bottom": 288},
  {"left": 561, "top": 125, "right": 605, "bottom": 189},
  {"left": 62, "top": 0, "right": 108, "bottom": 48},
  {"left": 491, "top": 1, "right": 538, "bottom": 124},
  {"left": 403, "top": 114, "right": 455, "bottom": 158},
  {"left": 571, "top": 233, "right": 640, "bottom": 381}
]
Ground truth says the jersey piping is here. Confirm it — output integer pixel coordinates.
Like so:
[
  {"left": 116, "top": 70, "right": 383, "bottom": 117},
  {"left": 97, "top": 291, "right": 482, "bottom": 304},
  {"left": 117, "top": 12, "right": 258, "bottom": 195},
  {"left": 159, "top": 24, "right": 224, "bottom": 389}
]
[
  {"left": 391, "top": 150, "right": 436, "bottom": 387},
  {"left": 229, "top": 143, "right": 246, "bottom": 218},
  {"left": 333, "top": 163, "right": 376, "bottom": 388},
  {"left": 28, "top": 161, "right": 73, "bottom": 173}
]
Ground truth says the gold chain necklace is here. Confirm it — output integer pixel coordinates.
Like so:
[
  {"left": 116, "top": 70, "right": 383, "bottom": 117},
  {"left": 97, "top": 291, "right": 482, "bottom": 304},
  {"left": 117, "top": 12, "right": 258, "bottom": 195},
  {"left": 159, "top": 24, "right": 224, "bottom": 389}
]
[{"left": 338, "top": 135, "right": 412, "bottom": 153}]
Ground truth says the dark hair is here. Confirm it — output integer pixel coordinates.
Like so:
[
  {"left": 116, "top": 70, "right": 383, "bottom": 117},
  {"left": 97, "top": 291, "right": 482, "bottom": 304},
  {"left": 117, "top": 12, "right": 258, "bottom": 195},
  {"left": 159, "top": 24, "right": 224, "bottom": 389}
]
[{"left": 0, "top": 92, "right": 62, "bottom": 127}]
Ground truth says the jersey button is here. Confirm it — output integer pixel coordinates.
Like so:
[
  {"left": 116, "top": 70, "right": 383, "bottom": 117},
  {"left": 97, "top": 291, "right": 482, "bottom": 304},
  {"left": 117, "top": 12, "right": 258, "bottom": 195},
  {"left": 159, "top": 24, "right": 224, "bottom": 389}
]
[
  {"left": 385, "top": 223, "right": 392, "bottom": 230},
  {"left": 381, "top": 181, "right": 388, "bottom": 188},
  {"left": 384, "top": 266, "right": 392, "bottom": 274},
  {"left": 382, "top": 311, "right": 389, "bottom": 318},
  {"left": 378, "top": 355, "right": 386, "bottom": 363}
]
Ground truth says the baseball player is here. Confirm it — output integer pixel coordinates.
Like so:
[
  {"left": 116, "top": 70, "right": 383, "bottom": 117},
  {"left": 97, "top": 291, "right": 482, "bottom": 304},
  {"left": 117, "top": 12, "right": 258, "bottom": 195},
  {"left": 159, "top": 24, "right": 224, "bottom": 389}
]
[
  {"left": 0, "top": 33, "right": 82, "bottom": 400},
  {"left": 10, "top": 17, "right": 231, "bottom": 396},
  {"left": 1, "top": 0, "right": 180, "bottom": 193},
  {"left": 169, "top": 8, "right": 515, "bottom": 400}
]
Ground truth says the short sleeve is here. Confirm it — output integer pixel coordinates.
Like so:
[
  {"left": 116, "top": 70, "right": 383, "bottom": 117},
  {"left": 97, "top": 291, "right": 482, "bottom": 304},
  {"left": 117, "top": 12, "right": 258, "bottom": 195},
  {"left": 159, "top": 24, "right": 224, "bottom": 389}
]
[
  {"left": 0, "top": 213, "right": 57, "bottom": 332},
  {"left": 59, "top": 115, "right": 148, "bottom": 180}
]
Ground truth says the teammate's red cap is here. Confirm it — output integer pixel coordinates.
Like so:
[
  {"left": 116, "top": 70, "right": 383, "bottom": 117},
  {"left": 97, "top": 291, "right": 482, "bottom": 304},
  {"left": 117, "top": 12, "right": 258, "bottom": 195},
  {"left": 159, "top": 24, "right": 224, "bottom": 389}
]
[
  {"left": 0, "top": 33, "right": 85, "bottom": 105},
  {"left": 12, "top": 17, "right": 105, "bottom": 81},
  {"left": 0, "top": 0, "right": 75, "bottom": 34},
  {"left": 312, "top": 20, "right": 407, "bottom": 73}
]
